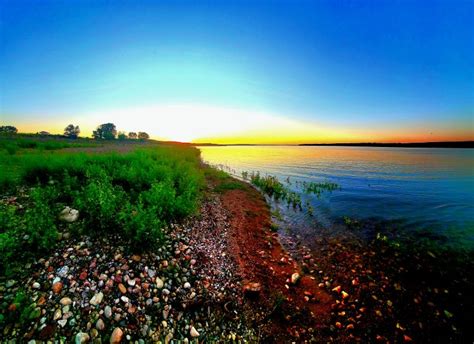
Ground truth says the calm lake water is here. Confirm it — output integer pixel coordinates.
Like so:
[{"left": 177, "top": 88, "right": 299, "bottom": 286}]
[{"left": 199, "top": 146, "right": 474, "bottom": 247}]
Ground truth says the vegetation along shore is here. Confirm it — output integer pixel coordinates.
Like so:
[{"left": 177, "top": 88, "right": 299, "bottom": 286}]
[{"left": 0, "top": 128, "right": 473, "bottom": 343}]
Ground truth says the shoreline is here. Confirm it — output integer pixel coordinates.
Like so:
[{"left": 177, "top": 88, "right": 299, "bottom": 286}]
[
  {"left": 194, "top": 141, "right": 474, "bottom": 148},
  {"left": 212, "top": 173, "right": 474, "bottom": 342},
  {"left": 1, "top": 142, "right": 473, "bottom": 342}
]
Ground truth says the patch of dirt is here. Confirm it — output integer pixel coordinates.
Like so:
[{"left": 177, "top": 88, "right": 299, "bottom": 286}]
[{"left": 217, "top": 180, "right": 335, "bottom": 342}]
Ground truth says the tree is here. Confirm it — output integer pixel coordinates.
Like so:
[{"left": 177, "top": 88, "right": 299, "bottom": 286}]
[
  {"left": 0, "top": 126, "right": 18, "bottom": 135},
  {"left": 92, "top": 123, "right": 117, "bottom": 140},
  {"left": 64, "top": 124, "right": 80, "bottom": 139},
  {"left": 138, "top": 132, "right": 150, "bottom": 140},
  {"left": 128, "top": 132, "right": 137, "bottom": 139},
  {"left": 118, "top": 132, "right": 127, "bottom": 140}
]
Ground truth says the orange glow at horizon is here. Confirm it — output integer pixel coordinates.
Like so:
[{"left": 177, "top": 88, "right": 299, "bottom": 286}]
[{"left": 3, "top": 104, "right": 473, "bottom": 144}]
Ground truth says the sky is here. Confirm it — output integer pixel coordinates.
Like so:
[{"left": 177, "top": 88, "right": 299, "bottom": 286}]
[{"left": 0, "top": 0, "right": 473, "bottom": 143}]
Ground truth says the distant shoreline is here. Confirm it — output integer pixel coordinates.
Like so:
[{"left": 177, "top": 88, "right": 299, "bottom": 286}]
[{"left": 194, "top": 141, "right": 474, "bottom": 148}]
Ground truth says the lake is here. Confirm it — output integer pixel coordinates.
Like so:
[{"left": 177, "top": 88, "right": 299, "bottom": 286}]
[{"left": 199, "top": 146, "right": 474, "bottom": 247}]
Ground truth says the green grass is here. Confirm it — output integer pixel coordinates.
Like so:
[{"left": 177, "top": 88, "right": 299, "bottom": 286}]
[
  {"left": 0, "top": 136, "right": 96, "bottom": 154},
  {"left": 0, "top": 141, "right": 205, "bottom": 275}
]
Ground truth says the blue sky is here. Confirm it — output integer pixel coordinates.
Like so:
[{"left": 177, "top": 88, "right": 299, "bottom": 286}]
[{"left": 0, "top": 0, "right": 473, "bottom": 142}]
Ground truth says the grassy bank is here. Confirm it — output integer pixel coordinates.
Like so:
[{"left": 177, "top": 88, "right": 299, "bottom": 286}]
[{"left": 0, "top": 140, "right": 204, "bottom": 276}]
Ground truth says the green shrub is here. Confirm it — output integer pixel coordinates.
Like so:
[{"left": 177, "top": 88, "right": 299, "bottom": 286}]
[
  {"left": 119, "top": 202, "right": 165, "bottom": 249},
  {"left": 74, "top": 178, "right": 127, "bottom": 232},
  {"left": 23, "top": 187, "right": 58, "bottom": 253},
  {"left": 0, "top": 144, "right": 205, "bottom": 274}
]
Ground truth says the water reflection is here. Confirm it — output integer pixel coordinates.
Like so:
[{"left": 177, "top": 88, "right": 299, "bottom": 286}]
[{"left": 199, "top": 146, "right": 474, "bottom": 246}]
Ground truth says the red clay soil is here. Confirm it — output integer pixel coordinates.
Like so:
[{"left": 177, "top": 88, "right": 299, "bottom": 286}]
[{"left": 219, "top": 182, "right": 334, "bottom": 341}]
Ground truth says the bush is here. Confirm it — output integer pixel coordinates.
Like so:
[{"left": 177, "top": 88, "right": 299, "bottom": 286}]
[
  {"left": 0, "top": 188, "right": 58, "bottom": 274},
  {"left": 74, "top": 178, "right": 127, "bottom": 232},
  {"left": 120, "top": 202, "right": 165, "bottom": 249},
  {"left": 24, "top": 187, "right": 58, "bottom": 252},
  {"left": 0, "top": 144, "right": 205, "bottom": 275}
]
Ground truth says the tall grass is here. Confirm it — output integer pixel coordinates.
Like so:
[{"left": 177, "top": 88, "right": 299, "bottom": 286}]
[
  {"left": 0, "top": 137, "right": 95, "bottom": 154},
  {"left": 0, "top": 145, "right": 204, "bottom": 275}
]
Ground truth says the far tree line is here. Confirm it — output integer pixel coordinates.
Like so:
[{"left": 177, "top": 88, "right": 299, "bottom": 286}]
[{"left": 0, "top": 123, "right": 150, "bottom": 141}]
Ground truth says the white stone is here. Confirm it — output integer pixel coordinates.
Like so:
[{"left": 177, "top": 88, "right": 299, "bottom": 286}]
[
  {"left": 59, "top": 206, "right": 79, "bottom": 223},
  {"left": 53, "top": 309, "right": 62, "bottom": 320},
  {"left": 90, "top": 292, "right": 104, "bottom": 305},
  {"left": 155, "top": 277, "right": 164, "bottom": 289},
  {"left": 104, "top": 305, "right": 112, "bottom": 318}
]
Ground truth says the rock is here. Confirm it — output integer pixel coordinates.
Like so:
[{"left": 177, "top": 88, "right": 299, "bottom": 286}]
[
  {"left": 131, "top": 255, "right": 141, "bottom": 262},
  {"left": 96, "top": 318, "right": 105, "bottom": 331},
  {"left": 184, "top": 282, "right": 191, "bottom": 289},
  {"left": 148, "top": 269, "right": 156, "bottom": 278},
  {"left": 90, "top": 292, "right": 104, "bottom": 306},
  {"left": 104, "top": 306, "right": 112, "bottom": 318},
  {"left": 75, "top": 332, "right": 90, "bottom": 344},
  {"left": 60, "top": 297, "right": 72, "bottom": 305},
  {"left": 190, "top": 326, "right": 200, "bottom": 338},
  {"left": 32, "top": 282, "right": 41, "bottom": 289},
  {"left": 52, "top": 282, "right": 63, "bottom": 294},
  {"left": 79, "top": 271, "right": 88, "bottom": 280},
  {"left": 59, "top": 206, "right": 79, "bottom": 223},
  {"left": 57, "top": 266, "right": 69, "bottom": 277},
  {"left": 37, "top": 296, "right": 46, "bottom": 305},
  {"left": 6, "top": 280, "right": 17, "bottom": 288},
  {"left": 118, "top": 283, "right": 126, "bottom": 294},
  {"left": 39, "top": 324, "right": 56, "bottom": 339},
  {"left": 121, "top": 296, "right": 129, "bottom": 303},
  {"left": 162, "top": 289, "right": 170, "bottom": 295},
  {"left": 341, "top": 291, "right": 349, "bottom": 299},
  {"left": 110, "top": 327, "right": 123, "bottom": 344},
  {"left": 156, "top": 277, "right": 164, "bottom": 289},
  {"left": 291, "top": 273, "right": 300, "bottom": 285},
  {"left": 58, "top": 319, "right": 67, "bottom": 327},
  {"left": 53, "top": 309, "right": 62, "bottom": 320},
  {"left": 243, "top": 282, "right": 261, "bottom": 296},
  {"left": 127, "top": 279, "right": 136, "bottom": 287}
]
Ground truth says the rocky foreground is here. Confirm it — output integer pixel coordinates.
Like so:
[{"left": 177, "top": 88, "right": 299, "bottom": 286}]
[
  {"left": 0, "top": 194, "right": 258, "bottom": 343},
  {"left": 2, "top": 178, "right": 472, "bottom": 343}
]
